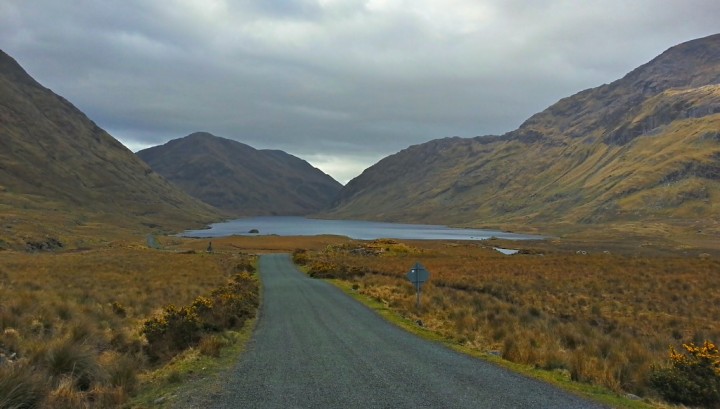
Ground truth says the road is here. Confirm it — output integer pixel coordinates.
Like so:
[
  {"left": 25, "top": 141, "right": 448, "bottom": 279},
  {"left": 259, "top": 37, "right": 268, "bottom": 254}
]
[{"left": 209, "top": 254, "right": 607, "bottom": 408}]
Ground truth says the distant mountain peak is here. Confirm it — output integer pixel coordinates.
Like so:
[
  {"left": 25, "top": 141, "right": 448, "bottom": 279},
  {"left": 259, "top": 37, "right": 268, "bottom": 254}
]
[
  {"left": 186, "top": 131, "right": 220, "bottom": 140},
  {"left": 514, "top": 33, "right": 720, "bottom": 145},
  {"left": 0, "top": 49, "right": 40, "bottom": 87},
  {"left": 137, "top": 132, "right": 342, "bottom": 216}
]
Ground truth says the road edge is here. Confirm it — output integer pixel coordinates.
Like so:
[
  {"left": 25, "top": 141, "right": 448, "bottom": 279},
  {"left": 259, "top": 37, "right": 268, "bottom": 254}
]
[{"left": 323, "top": 278, "right": 660, "bottom": 409}]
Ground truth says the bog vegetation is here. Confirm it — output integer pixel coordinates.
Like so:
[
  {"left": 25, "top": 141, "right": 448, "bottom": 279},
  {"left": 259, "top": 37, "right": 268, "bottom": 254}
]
[
  {"left": 295, "top": 239, "right": 720, "bottom": 407},
  {"left": 0, "top": 240, "right": 258, "bottom": 408}
]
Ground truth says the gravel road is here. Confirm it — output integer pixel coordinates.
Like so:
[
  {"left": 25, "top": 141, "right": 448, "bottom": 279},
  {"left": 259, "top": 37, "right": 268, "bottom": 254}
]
[{"left": 209, "top": 254, "right": 607, "bottom": 409}]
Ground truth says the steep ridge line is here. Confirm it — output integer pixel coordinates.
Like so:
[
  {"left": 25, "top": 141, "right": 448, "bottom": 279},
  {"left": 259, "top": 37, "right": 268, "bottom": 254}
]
[{"left": 325, "top": 34, "right": 720, "bottom": 235}]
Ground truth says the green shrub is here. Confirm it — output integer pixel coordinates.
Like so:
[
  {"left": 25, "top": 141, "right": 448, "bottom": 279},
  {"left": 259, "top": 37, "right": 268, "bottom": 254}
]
[
  {"left": 199, "top": 335, "right": 228, "bottom": 357},
  {"left": 308, "top": 260, "right": 344, "bottom": 279},
  {"left": 141, "top": 273, "right": 258, "bottom": 361},
  {"left": 292, "top": 249, "right": 309, "bottom": 265},
  {"left": 111, "top": 302, "right": 127, "bottom": 318},
  {"left": 230, "top": 261, "right": 255, "bottom": 274},
  {"left": 206, "top": 273, "right": 259, "bottom": 329},
  {"left": 0, "top": 364, "right": 47, "bottom": 409},
  {"left": 106, "top": 354, "right": 139, "bottom": 394},
  {"left": 650, "top": 340, "right": 720, "bottom": 407},
  {"left": 141, "top": 305, "right": 201, "bottom": 360},
  {"left": 42, "top": 339, "right": 105, "bottom": 391},
  {"left": 44, "top": 376, "right": 84, "bottom": 409}
]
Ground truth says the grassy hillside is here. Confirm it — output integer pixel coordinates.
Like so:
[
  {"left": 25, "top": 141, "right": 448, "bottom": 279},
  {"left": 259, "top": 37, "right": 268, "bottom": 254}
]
[
  {"left": 137, "top": 132, "right": 342, "bottom": 216},
  {"left": 0, "top": 50, "right": 221, "bottom": 248},
  {"left": 326, "top": 34, "right": 720, "bottom": 243}
]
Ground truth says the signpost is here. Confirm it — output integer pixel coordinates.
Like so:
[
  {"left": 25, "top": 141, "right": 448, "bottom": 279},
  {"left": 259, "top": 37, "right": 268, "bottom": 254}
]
[{"left": 406, "top": 262, "right": 430, "bottom": 308}]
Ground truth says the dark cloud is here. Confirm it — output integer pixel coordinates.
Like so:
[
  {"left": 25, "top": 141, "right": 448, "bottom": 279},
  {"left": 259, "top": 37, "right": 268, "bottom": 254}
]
[{"left": 1, "top": 0, "right": 718, "bottom": 183}]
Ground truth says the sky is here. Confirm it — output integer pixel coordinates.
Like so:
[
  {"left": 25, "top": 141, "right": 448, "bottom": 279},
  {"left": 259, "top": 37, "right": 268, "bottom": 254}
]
[{"left": 1, "top": 1, "right": 718, "bottom": 184}]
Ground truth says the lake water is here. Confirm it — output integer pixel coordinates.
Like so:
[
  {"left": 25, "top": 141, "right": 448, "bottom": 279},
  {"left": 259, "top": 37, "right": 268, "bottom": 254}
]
[{"left": 181, "top": 216, "right": 542, "bottom": 241}]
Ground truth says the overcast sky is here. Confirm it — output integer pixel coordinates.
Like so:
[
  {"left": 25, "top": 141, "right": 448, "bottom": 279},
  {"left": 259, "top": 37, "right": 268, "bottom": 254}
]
[{"left": 1, "top": 1, "right": 718, "bottom": 183}]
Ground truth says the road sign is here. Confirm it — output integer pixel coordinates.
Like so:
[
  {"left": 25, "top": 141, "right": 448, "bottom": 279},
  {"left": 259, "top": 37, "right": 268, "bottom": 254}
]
[
  {"left": 407, "top": 262, "right": 430, "bottom": 308},
  {"left": 406, "top": 262, "right": 429, "bottom": 287}
]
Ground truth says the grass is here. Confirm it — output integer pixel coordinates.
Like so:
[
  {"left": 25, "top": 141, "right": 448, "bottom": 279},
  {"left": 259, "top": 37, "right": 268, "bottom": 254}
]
[
  {"left": 297, "top": 238, "right": 720, "bottom": 408},
  {"left": 127, "top": 318, "right": 257, "bottom": 409},
  {"left": 0, "top": 236, "right": 259, "bottom": 408},
  {"left": 2, "top": 231, "right": 716, "bottom": 408},
  {"left": 0, "top": 233, "right": 327, "bottom": 408},
  {"left": 329, "top": 279, "right": 653, "bottom": 409}
]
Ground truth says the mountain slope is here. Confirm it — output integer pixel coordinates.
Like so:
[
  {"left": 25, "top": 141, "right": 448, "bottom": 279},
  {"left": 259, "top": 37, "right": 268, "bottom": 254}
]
[
  {"left": 0, "top": 49, "right": 220, "bottom": 242},
  {"left": 137, "top": 133, "right": 342, "bottom": 216},
  {"left": 327, "top": 34, "right": 720, "bottom": 236}
]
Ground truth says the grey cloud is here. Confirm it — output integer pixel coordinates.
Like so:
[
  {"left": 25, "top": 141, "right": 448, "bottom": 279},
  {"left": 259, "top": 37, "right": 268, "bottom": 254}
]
[{"left": 1, "top": 0, "right": 718, "bottom": 182}]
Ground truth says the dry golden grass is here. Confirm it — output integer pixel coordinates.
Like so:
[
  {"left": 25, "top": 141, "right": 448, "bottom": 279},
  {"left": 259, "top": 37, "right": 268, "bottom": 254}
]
[
  {"left": 299, "top": 238, "right": 720, "bottom": 401},
  {"left": 2, "top": 229, "right": 716, "bottom": 407},
  {"left": 0, "top": 237, "right": 256, "bottom": 408},
  {"left": 180, "top": 234, "right": 352, "bottom": 254},
  {"left": 0, "top": 232, "right": 349, "bottom": 408}
]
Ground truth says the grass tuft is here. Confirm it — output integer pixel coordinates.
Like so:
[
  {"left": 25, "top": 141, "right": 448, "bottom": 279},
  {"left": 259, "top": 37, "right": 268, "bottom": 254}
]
[
  {"left": 0, "top": 364, "right": 47, "bottom": 409},
  {"left": 41, "top": 338, "right": 106, "bottom": 391}
]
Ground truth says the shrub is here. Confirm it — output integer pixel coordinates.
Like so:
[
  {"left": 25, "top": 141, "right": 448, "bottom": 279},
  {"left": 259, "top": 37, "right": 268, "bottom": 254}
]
[
  {"left": 42, "top": 339, "right": 105, "bottom": 391},
  {"left": 141, "top": 305, "right": 201, "bottom": 360},
  {"left": 104, "top": 353, "right": 139, "bottom": 394},
  {"left": 205, "top": 273, "right": 258, "bottom": 330},
  {"left": 650, "top": 340, "right": 720, "bottom": 407},
  {"left": 110, "top": 302, "right": 127, "bottom": 318},
  {"left": 141, "top": 273, "right": 258, "bottom": 361},
  {"left": 308, "top": 260, "right": 343, "bottom": 279},
  {"left": 87, "top": 385, "right": 127, "bottom": 408},
  {"left": 1, "top": 328, "right": 22, "bottom": 354},
  {"left": 292, "top": 248, "right": 309, "bottom": 265},
  {"left": 199, "top": 335, "right": 228, "bottom": 357},
  {"left": 44, "top": 377, "right": 84, "bottom": 409},
  {"left": 230, "top": 261, "right": 256, "bottom": 274},
  {"left": 0, "top": 364, "right": 47, "bottom": 409}
]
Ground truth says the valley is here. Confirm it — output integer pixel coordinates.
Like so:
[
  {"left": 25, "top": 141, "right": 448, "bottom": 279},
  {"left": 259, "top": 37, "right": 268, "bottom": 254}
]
[
  {"left": 325, "top": 34, "right": 720, "bottom": 245},
  {"left": 0, "top": 29, "right": 719, "bottom": 409},
  {"left": 4, "top": 234, "right": 718, "bottom": 408}
]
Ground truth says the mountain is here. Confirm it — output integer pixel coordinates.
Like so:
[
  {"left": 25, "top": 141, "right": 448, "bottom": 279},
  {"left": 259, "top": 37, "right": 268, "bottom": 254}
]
[
  {"left": 326, "top": 34, "right": 720, "bottom": 237},
  {"left": 0, "top": 49, "right": 220, "bottom": 244},
  {"left": 137, "top": 132, "right": 342, "bottom": 216}
]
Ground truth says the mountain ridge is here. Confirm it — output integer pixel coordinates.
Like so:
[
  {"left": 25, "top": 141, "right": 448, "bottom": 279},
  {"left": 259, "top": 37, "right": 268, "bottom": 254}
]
[
  {"left": 137, "top": 132, "right": 343, "bottom": 216},
  {"left": 0, "top": 49, "right": 221, "bottom": 244},
  {"left": 326, "top": 34, "right": 720, "bottom": 238}
]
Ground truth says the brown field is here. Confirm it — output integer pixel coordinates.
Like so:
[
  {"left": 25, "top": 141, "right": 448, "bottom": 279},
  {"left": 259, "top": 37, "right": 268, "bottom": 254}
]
[
  {"left": 1, "top": 231, "right": 718, "bottom": 407},
  {"left": 0, "top": 235, "right": 265, "bottom": 408},
  {"left": 297, "top": 237, "right": 720, "bottom": 401}
]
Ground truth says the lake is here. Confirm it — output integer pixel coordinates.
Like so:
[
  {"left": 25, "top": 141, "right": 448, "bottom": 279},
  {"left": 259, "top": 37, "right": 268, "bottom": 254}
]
[{"left": 181, "top": 216, "right": 542, "bottom": 241}]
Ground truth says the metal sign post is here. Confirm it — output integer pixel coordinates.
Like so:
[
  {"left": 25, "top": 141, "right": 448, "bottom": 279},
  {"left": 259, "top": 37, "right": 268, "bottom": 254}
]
[{"left": 406, "top": 262, "right": 430, "bottom": 309}]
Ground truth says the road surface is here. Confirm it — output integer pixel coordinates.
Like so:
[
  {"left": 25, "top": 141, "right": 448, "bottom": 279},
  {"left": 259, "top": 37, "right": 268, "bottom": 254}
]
[{"left": 209, "top": 254, "right": 606, "bottom": 408}]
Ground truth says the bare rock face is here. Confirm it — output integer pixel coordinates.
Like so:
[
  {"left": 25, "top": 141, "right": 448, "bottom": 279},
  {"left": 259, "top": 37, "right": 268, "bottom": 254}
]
[{"left": 326, "top": 34, "right": 720, "bottom": 231}]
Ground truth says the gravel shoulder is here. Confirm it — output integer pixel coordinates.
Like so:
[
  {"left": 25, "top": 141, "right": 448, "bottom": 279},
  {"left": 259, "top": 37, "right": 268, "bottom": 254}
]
[{"left": 209, "top": 253, "right": 607, "bottom": 409}]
